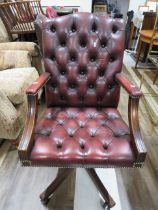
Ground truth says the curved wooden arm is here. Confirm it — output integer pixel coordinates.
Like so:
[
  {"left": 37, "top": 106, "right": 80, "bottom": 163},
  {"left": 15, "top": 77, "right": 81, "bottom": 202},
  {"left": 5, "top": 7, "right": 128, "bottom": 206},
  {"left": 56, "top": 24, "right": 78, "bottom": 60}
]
[
  {"left": 115, "top": 73, "right": 142, "bottom": 97},
  {"left": 18, "top": 94, "right": 38, "bottom": 161},
  {"left": 18, "top": 73, "right": 50, "bottom": 162},
  {"left": 26, "top": 72, "right": 50, "bottom": 94},
  {"left": 115, "top": 73, "right": 146, "bottom": 166},
  {"left": 128, "top": 96, "right": 147, "bottom": 167}
]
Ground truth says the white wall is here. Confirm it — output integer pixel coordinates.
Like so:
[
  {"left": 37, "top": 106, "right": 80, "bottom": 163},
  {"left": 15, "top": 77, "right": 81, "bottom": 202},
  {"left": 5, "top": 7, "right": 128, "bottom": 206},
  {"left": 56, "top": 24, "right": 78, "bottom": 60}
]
[
  {"left": 109, "top": 0, "right": 130, "bottom": 19},
  {"left": 128, "top": 0, "right": 146, "bottom": 12},
  {"left": 117, "top": 0, "right": 130, "bottom": 18},
  {"left": 41, "top": 0, "right": 92, "bottom": 12}
]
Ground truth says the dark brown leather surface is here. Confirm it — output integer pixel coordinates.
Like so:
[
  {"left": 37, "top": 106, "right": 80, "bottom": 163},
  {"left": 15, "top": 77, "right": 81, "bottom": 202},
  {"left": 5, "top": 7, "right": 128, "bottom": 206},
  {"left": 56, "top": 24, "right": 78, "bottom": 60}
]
[
  {"left": 42, "top": 13, "right": 125, "bottom": 107},
  {"left": 30, "top": 107, "right": 135, "bottom": 166},
  {"left": 30, "top": 13, "right": 137, "bottom": 167}
]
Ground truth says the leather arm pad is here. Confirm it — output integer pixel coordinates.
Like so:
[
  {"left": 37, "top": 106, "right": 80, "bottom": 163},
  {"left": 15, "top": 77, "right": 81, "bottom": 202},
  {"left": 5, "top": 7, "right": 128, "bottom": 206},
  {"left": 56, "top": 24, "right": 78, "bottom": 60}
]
[
  {"left": 115, "top": 73, "right": 142, "bottom": 97},
  {"left": 26, "top": 72, "right": 51, "bottom": 94}
]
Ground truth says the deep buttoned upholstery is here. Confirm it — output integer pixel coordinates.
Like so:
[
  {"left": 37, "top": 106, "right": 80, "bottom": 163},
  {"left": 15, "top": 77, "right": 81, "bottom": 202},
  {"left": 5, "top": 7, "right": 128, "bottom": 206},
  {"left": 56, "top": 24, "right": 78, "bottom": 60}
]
[
  {"left": 31, "top": 107, "right": 134, "bottom": 167},
  {"left": 17, "top": 13, "right": 146, "bottom": 208},
  {"left": 30, "top": 13, "right": 136, "bottom": 167},
  {"left": 43, "top": 13, "right": 124, "bottom": 107}
]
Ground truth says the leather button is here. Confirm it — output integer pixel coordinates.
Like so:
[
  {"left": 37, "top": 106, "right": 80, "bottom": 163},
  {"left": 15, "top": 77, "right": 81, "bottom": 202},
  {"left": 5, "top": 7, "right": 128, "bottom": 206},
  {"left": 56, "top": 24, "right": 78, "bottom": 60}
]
[
  {"left": 80, "top": 144, "right": 85, "bottom": 149},
  {"left": 51, "top": 27, "right": 56, "bottom": 32},
  {"left": 61, "top": 71, "right": 66, "bottom": 75},
  {"left": 51, "top": 56, "right": 56, "bottom": 61},
  {"left": 99, "top": 72, "right": 104, "bottom": 77},
  {"left": 89, "top": 84, "right": 94, "bottom": 89},
  {"left": 80, "top": 124, "right": 84, "bottom": 128},
  {"left": 81, "top": 43, "right": 86, "bottom": 48},
  {"left": 109, "top": 57, "right": 115, "bottom": 62},
  {"left": 69, "top": 115, "right": 74, "bottom": 119},
  {"left": 61, "top": 43, "right": 66, "bottom": 47},
  {"left": 71, "top": 57, "right": 75, "bottom": 62},
  {"left": 90, "top": 58, "right": 95, "bottom": 62},
  {"left": 80, "top": 71, "right": 85, "bottom": 75},
  {"left": 101, "top": 44, "right": 106, "bottom": 48},
  {"left": 69, "top": 133, "right": 74, "bottom": 137},
  {"left": 56, "top": 144, "right": 62, "bottom": 149},
  {"left": 103, "top": 144, "right": 108, "bottom": 150},
  {"left": 112, "top": 25, "right": 118, "bottom": 34},
  {"left": 70, "top": 83, "right": 76, "bottom": 89},
  {"left": 90, "top": 132, "right": 95, "bottom": 137},
  {"left": 72, "top": 28, "right": 76, "bottom": 32},
  {"left": 89, "top": 114, "right": 94, "bottom": 119},
  {"left": 108, "top": 84, "right": 114, "bottom": 90},
  {"left": 80, "top": 69, "right": 86, "bottom": 75}
]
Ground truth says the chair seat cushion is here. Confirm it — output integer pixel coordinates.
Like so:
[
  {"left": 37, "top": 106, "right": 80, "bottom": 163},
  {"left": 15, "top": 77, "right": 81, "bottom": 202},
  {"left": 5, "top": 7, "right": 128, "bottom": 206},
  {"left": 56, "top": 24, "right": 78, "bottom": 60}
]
[{"left": 30, "top": 107, "right": 135, "bottom": 167}]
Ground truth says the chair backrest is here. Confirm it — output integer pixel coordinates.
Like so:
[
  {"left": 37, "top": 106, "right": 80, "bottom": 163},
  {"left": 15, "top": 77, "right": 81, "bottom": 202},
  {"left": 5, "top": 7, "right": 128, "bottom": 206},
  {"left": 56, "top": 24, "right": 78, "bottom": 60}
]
[
  {"left": 0, "top": 0, "right": 44, "bottom": 34},
  {"left": 40, "top": 13, "right": 125, "bottom": 108}
]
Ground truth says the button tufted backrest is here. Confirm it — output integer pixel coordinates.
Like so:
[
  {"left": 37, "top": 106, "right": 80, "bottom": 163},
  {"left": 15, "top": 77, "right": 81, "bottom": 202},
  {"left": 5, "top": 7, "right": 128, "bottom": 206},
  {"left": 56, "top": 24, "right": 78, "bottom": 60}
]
[{"left": 40, "top": 13, "right": 125, "bottom": 108}]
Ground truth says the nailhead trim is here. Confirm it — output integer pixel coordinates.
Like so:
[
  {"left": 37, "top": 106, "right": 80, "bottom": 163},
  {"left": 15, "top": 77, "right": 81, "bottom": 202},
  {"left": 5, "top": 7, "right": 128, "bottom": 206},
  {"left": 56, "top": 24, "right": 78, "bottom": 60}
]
[{"left": 20, "top": 160, "right": 144, "bottom": 168}]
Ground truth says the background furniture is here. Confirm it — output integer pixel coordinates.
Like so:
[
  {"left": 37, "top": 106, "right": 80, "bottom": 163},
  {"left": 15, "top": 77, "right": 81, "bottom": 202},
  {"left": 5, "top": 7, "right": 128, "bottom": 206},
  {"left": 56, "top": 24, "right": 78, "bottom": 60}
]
[
  {"left": 0, "top": 68, "right": 38, "bottom": 140},
  {"left": 146, "top": 12, "right": 158, "bottom": 84},
  {"left": 0, "top": 17, "right": 10, "bottom": 42},
  {"left": 135, "top": 11, "right": 158, "bottom": 85},
  {"left": 18, "top": 13, "right": 146, "bottom": 209},
  {"left": 0, "top": 42, "right": 40, "bottom": 141},
  {"left": 0, "top": 0, "right": 44, "bottom": 41},
  {"left": 135, "top": 29, "right": 158, "bottom": 69},
  {"left": 125, "top": 10, "right": 134, "bottom": 49},
  {"left": 0, "top": 41, "right": 43, "bottom": 74},
  {"left": 131, "top": 12, "right": 157, "bottom": 62}
]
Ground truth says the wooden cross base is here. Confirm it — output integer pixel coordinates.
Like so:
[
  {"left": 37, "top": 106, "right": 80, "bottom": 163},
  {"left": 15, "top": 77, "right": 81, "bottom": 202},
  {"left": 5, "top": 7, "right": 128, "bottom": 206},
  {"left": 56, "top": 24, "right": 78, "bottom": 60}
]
[{"left": 39, "top": 168, "right": 116, "bottom": 209}]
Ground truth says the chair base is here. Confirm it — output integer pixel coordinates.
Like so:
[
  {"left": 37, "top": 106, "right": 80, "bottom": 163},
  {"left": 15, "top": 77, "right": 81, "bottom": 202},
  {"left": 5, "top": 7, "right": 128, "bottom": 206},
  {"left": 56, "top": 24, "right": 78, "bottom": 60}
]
[{"left": 39, "top": 168, "right": 116, "bottom": 209}]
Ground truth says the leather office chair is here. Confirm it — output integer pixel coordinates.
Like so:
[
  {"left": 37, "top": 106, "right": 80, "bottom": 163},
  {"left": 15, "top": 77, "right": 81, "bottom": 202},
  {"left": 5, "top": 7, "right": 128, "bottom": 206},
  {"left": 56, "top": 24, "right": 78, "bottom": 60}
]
[{"left": 18, "top": 13, "right": 147, "bottom": 209}]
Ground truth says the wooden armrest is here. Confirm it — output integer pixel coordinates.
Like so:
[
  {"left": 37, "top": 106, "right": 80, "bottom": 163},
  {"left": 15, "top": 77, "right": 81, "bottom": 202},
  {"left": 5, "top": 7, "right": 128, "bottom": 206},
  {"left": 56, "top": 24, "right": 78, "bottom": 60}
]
[
  {"left": 26, "top": 72, "right": 50, "bottom": 94},
  {"left": 115, "top": 74, "right": 146, "bottom": 166},
  {"left": 115, "top": 73, "right": 142, "bottom": 97},
  {"left": 18, "top": 94, "right": 37, "bottom": 161},
  {"left": 128, "top": 97, "right": 147, "bottom": 167},
  {"left": 18, "top": 72, "right": 50, "bottom": 162}
]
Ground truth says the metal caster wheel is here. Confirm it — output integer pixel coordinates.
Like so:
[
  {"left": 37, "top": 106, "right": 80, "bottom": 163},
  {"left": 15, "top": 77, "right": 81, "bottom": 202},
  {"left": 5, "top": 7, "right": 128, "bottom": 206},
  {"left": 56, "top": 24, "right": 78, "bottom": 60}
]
[{"left": 40, "top": 192, "right": 50, "bottom": 205}]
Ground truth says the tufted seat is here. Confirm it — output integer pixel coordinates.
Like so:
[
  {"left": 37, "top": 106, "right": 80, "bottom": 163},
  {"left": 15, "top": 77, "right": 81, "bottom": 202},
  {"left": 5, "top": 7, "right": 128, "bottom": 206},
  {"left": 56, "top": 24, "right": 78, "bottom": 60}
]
[
  {"left": 31, "top": 107, "right": 134, "bottom": 166},
  {"left": 18, "top": 13, "right": 146, "bottom": 209}
]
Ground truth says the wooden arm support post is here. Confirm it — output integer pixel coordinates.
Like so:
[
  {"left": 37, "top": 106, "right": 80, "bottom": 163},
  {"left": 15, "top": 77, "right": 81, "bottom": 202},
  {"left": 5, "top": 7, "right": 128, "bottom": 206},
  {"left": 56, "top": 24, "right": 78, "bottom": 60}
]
[
  {"left": 18, "top": 72, "right": 51, "bottom": 163},
  {"left": 115, "top": 73, "right": 147, "bottom": 167}
]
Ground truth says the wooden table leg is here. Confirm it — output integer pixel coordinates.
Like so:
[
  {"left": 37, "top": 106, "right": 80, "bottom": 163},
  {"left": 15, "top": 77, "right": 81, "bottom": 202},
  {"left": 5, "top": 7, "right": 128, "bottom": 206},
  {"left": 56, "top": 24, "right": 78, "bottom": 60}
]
[
  {"left": 153, "top": 68, "right": 158, "bottom": 84},
  {"left": 135, "top": 40, "right": 143, "bottom": 69}
]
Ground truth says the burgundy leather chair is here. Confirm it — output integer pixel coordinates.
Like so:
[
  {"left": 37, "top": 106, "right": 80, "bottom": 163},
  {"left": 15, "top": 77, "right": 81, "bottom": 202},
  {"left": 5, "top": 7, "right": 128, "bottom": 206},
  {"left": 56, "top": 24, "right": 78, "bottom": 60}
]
[{"left": 18, "top": 13, "right": 147, "bottom": 209}]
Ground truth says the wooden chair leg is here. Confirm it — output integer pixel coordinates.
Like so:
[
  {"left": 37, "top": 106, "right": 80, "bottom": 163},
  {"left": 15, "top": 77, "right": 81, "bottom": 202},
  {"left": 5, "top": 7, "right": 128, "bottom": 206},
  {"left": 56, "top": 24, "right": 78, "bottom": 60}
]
[
  {"left": 86, "top": 168, "right": 116, "bottom": 209},
  {"left": 40, "top": 168, "right": 73, "bottom": 205},
  {"left": 135, "top": 40, "right": 143, "bottom": 69},
  {"left": 153, "top": 68, "right": 158, "bottom": 84}
]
